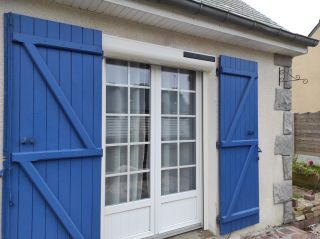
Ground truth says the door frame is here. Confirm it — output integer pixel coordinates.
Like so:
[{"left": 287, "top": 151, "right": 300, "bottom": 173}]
[{"left": 100, "top": 34, "right": 214, "bottom": 238}]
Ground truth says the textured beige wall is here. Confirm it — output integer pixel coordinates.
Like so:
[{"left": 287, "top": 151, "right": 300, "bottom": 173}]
[
  {"left": 0, "top": 0, "right": 284, "bottom": 237},
  {"left": 293, "top": 28, "right": 320, "bottom": 113}
]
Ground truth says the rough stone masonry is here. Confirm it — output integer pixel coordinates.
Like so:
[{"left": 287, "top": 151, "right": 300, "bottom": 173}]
[{"left": 273, "top": 54, "right": 294, "bottom": 224}]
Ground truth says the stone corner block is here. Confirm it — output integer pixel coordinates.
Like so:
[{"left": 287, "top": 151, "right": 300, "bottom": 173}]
[
  {"left": 283, "top": 67, "right": 292, "bottom": 89},
  {"left": 283, "top": 201, "right": 293, "bottom": 224},
  {"left": 274, "top": 88, "right": 292, "bottom": 111},
  {"left": 283, "top": 156, "right": 292, "bottom": 180},
  {"left": 274, "top": 54, "right": 293, "bottom": 67},
  {"left": 273, "top": 180, "right": 292, "bottom": 204},
  {"left": 275, "top": 135, "right": 293, "bottom": 156},
  {"left": 283, "top": 112, "right": 294, "bottom": 135}
]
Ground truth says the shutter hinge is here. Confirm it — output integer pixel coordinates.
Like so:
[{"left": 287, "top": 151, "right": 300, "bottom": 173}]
[
  {"left": 216, "top": 141, "right": 221, "bottom": 149},
  {"left": 216, "top": 66, "right": 223, "bottom": 77},
  {"left": 216, "top": 215, "right": 221, "bottom": 224}
]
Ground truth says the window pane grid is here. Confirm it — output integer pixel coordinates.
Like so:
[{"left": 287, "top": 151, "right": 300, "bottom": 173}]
[
  {"left": 105, "top": 59, "right": 151, "bottom": 206},
  {"left": 161, "top": 68, "right": 196, "bottom": 196}
]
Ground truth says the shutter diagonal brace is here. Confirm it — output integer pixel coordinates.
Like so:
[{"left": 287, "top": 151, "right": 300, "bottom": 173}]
[
  {"left": 221, "top": 145, "right": 256, "bottom": 222},
  {"left": 23, "top": 42, "right": 95, "bottom": 149},
  {"left": 225, "top": 76, "right": 255, "bottom": 142},
  {"left": 20, "top": 161, "right": 84, "bottom": 239}
]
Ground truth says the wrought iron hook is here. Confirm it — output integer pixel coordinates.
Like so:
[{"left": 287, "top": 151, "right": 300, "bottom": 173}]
[{"left": 279, "top": 67, "right": 308, "bottom": 86}]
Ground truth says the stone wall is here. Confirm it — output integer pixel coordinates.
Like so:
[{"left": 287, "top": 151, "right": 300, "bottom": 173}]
[
  {"left": 293, "top": 186, "right": 320, "bottom": 229},
  {"left": 273, "top": 54, "right": 294, "bottom": 224}
]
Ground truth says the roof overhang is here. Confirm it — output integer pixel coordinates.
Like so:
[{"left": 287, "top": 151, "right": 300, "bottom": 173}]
[{"left": 52, "top": 0, "right": 316, "bottom": 56}]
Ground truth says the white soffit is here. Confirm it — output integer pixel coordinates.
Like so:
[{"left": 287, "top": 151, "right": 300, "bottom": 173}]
[{"left": 52, "top": 0, "right": 307, "bottom": 56}]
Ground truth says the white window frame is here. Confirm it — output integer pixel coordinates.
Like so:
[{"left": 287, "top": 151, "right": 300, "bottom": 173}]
[{"left": 101, "top": 34, "right": 215, "bottom": 238}]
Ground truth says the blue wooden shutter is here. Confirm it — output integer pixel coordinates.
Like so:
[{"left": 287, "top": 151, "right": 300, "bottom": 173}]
[
  {"left": 217, "top": 55, "right": 259, "bottom": 235},
  {"left": 3, "top": 13, "right": 102, "bottom": 239}
]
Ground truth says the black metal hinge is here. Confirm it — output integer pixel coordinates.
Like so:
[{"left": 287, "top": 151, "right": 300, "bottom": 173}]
[
  {"left": 216, "top": 141, "right": 221, "bottom": 149},
  {"left": 216, "top": 215, "right": 221, "bottom": 224},
  {"left": 216, "top": 67, "right": 220, "bottom": 77}
]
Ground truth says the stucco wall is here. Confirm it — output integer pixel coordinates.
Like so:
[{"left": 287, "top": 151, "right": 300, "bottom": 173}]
[
  {"left": 0, "top": 0, "right": 284, "bottom": 237},
  {"left": 293, "top": 28, "right": 320, "bottom": 113}
]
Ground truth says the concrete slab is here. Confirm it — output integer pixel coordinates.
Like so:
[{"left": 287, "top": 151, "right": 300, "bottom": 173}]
[{"left": 168, "top": 226, "right": 315, "bottom": 239}]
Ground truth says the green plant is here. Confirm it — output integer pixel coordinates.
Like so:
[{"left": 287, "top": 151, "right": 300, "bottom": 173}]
[
  {"left": 292, "top": 192, "right": 302, "bottom": 199},
  {"left": 293, "top": 160, "right": 320, "bottom": 192},
  {"left": 293, "top": 161, "right": 320, "bottom": 177}
]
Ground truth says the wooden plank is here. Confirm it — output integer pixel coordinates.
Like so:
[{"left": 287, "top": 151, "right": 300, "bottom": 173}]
[
  {"left": 46, "top": 20, "right": 60, "bottom": 239},
  {"left": 32, "top": 17, "right": 47, "bottom": 239},
  {"left": 70, "top": 25, "right": 83, "bottom": 231},
  {"left": 81, "top": 28, "right": 94, "bottom": 238},
  {"left": 91, "top": 29, "right": 102, "bottom": 239},
  {"left": 18, "top": 15, "right": 34, "bottom": 239},
  {"left": 295, "top": 151, "right": 320, "bottom": 157},
  {"left": 10, "top": 13, "right": 21, "bottom": 239},
  {"left": 58, "top": 22, "right": 72, "bottom": 239}
]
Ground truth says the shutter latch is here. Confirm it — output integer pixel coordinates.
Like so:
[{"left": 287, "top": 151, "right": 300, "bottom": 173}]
[{"left": 20, "top": 137, "right": 35, "bottom": 145}]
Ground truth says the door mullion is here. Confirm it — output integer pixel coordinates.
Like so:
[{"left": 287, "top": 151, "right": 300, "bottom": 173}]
[{"left": 153, "top": 65, "right": 162, "bottom": 235}]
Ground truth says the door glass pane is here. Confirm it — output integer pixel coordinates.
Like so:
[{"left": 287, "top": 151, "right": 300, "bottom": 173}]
[
  {"left": 105, "top": 60, "right": 152, "bottom": 207},
  {"left": 161, "top": 143, "right": 178, "bottom": 167},
  {"left": 106, "top": 86, "right": 128, "bottom": 113},
  {"left": 130, "top": 88, "right": 150, "bottom": 114},
  {"left": 162, "top": 67, "right": 178, "bottom": 89},
  {"left": 179, "top": 92, "right": 195, "bottom": 115},
  {"left": 161, "top": 169, "right": 178, "bottom": 195},
  {"left": 130, "top": 145, "right": 150, "bottom": 171},
  {"left": 179, "top": 70, "right": 196, "bottom": 90},
  {"left": 130, "top": 116, "right": 150, "bottom": 142},
  {"left": 161, "top": 117, "right": 178, "bottom": 141},
  {"left": 106, "top": 116, "right": 128, "bottom": 144},
  {"left": 162, "top": 91, "right": 177, "bottom": 114},
  {"left": 106, "top": 59, "right": 128, "bottom": 85},
  {"left": 161, "top": 67, "right": 197, "bottom": 195},
  {"left": 180, "top": 167, "right": 196, "bottom": 192},
  {"left": 180, "top": 142, "right": 196, "bottom": 166},
  {"left": 180, "top": 118, "right": 195, "bottom": 140},
  {"left": 105, "top": 176, "right": 127, "bottom": 206},
  {"left": 106, "top": 146, "right": 127, "bottom": 174},
  {"left": 130, "top": 173, "right": 150, "bottom": 201},
  {"left": 130, "top": 62, "right": 151, "bottom": 86}
]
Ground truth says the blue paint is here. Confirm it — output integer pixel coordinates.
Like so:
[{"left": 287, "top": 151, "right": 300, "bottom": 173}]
[
  {"left": 218, "top": 55, "right": 259, "bottom": 235},
  {"left": 13, "top": 32, "right": 102, "bottom": 55},
  {"left": 11, "top": 149, "right": 102, "bottom": 162},
  {"left": 3, "top": 13, "right": 102, "bottom": 239}
]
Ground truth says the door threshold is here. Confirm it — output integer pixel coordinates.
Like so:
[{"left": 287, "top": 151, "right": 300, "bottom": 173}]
[{"left": 145, "top": 224, "right": 202, "bottom": 239}]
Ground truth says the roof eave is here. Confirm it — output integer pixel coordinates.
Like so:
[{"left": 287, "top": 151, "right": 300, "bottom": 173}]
[{"left": 151, "top": 0, "right": 318, "bottom": 48}]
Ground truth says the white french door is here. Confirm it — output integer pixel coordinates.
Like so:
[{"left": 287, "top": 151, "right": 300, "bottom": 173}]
[{"left": 102, "top": 59, "right": 202, "bottom": 239}]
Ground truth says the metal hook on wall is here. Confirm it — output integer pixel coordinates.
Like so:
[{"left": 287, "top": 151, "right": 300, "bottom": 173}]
[{"left": 279, "top": 67, "right": 308, "bottom": 86}]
